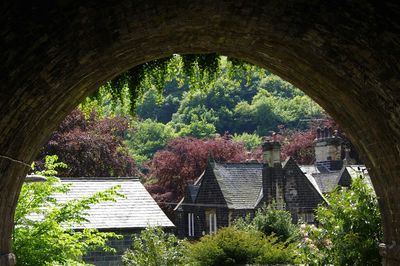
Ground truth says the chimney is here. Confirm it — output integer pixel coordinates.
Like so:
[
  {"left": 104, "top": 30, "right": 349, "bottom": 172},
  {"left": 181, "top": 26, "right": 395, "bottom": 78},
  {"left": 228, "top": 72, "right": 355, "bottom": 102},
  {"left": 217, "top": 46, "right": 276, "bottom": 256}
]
[
  {"left": 314, "top": 127, "right": 343, "bottom": 171},
  {"left": 262, "top": 140, "right": 281, "bottom": 166},
  {"left": 261, "top": 138, "right": 284, "bottom": 207}
]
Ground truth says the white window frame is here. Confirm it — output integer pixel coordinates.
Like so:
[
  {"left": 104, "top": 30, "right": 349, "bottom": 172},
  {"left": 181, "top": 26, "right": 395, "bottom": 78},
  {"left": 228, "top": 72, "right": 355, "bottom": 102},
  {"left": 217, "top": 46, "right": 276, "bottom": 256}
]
[
  {"left": 188, "top": 213, "right": 195, "bottom": 237},
  {"left": 209, "top": 212, "right": 217, "bottom": 234}
]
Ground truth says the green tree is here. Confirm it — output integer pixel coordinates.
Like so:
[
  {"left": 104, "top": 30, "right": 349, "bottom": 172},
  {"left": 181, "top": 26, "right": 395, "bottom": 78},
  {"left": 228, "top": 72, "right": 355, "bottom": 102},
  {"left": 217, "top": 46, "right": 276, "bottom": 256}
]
[
  {"left": 298, "top": 177, "right": 382, "bottom": 265},
  {"left": 122, "top": 227, "right": 187, "bottom": 266},
  {"left": 13, "top": 156, "right": 123, "bottom": 266},
  {"left": 171, "top": 105, "right": 218, "bottom": 138},
  {"left": 232, "top": 133, "right": 262, "bottom": 151},
  {"left": 125, "top": 119, "right": 176, "bottom": 163}
]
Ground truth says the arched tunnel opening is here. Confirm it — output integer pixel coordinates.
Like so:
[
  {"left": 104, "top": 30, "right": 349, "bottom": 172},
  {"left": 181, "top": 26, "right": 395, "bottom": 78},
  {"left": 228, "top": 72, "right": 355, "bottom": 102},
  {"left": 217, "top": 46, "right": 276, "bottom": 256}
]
[{"left": 1, "top": 1, "right": 400, "bottom": 265}]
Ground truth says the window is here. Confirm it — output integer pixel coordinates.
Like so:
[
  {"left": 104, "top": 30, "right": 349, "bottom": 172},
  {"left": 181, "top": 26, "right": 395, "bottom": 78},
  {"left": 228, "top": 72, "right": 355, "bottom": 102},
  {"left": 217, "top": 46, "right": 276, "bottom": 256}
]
[
  {"left": 205, "top": 209, "right": 217, "bottom": 234},
  {"left": 188, "top": 213, "right": 195, "bottom": 237}
]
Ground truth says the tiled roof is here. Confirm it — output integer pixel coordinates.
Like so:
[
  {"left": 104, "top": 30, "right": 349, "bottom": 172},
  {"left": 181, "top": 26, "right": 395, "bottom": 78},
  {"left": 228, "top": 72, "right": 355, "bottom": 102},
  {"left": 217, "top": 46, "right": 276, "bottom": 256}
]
[
  {"left": 212, "top": 162, "right": 263, "bottom": 209},
  {"left": 53, "top": 178, "right": 174, "bottom": 230}
]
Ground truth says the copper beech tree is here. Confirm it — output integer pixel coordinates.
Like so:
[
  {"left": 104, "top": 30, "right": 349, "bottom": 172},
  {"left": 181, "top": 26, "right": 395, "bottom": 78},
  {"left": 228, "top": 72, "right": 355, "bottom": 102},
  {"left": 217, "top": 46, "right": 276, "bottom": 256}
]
[
  {"left": 37, "top": 109, "right": 137, "bottom": 177},
  {"left": 147, "top": 136, "right": 247, "bottom": 214}
]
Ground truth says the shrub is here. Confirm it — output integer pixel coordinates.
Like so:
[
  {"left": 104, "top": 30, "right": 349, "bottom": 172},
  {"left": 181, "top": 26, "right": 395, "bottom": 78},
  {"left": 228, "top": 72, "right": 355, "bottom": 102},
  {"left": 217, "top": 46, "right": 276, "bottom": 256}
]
[
  {"left": 187, "top": 227, "right": 295, "bottom": 266},
  {"left": 234, "top": 202, "right": 300, "bottom": 242},
  {"left": 122, "top": 227, "right": 187, "bottom": 266}
]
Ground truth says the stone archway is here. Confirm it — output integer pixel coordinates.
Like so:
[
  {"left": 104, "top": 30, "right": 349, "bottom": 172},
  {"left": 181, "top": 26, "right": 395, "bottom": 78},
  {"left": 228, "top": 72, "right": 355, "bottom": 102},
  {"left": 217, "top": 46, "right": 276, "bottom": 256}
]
[{"left": 1, "top": 1, "right": 399, "bottom": 265}]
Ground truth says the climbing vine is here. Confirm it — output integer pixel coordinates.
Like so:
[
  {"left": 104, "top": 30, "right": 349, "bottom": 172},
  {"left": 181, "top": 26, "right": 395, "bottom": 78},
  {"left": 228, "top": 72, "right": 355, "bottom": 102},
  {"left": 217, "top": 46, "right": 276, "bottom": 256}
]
[{"left": 90, "top": 54, "right": 249, "bottom": 114}]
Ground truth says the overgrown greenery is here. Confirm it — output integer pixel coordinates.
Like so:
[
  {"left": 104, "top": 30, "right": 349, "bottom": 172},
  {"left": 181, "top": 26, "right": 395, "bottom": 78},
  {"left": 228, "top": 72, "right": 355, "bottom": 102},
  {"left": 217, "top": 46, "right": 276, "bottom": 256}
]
[
  {"left": 13, "top": 155, "right": 123, "bottom": 266},
  {"left": 297, "top": 177, "right": 382, "bottom": 265}
]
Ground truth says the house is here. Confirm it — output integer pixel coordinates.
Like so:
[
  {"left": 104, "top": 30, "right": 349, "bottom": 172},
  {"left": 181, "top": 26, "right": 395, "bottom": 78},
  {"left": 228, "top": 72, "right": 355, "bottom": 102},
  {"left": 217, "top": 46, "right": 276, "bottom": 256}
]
[
  {"left": 25, "top": 176, "right": 174, "bottom": 266},
  {"left": 300, "top": 127, "right": 373, "bottom": 195},
  {"left": 174, "top": 127, "right": 372, "bottom": 239},
  {"left": 174, "top": 139, "right": 326, "bottom": 239}
]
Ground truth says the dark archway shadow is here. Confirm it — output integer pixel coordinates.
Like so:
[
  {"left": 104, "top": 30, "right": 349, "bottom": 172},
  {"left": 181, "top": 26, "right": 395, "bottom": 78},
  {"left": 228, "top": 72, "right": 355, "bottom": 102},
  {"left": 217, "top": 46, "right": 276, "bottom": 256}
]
[{"left": 1, "top": 1, "right": 399, "bottom": 265}]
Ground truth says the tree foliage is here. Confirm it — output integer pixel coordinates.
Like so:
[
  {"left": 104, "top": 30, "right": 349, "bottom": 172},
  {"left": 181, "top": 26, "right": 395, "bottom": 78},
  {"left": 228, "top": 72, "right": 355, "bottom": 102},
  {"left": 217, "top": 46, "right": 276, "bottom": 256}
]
[
  {"left": 280, "top": 128, "right": 316, "bottom": 164},
  {"left": 122, "top": 227, "right": 187, "bottom": 266},
  {"left": 37, "top": 109, "right": 137, "bottom": 177},
  {"left": 187, "top": 227, "right": 295, "bottom": 266},
  {"left": 232, "top": 133, "right": 262, "bottom": 151},
  {"left": 297, "top": 177, "right": 382, "bottom": 265},
  {"left": 125, "top": 119, "right": 176, "bottom": 164},
  {"left": 233, "top": 202, "right": 300, "bottom": 242},
  {"left": 13, "top": 155, "right": 124, "bottom": 266}
]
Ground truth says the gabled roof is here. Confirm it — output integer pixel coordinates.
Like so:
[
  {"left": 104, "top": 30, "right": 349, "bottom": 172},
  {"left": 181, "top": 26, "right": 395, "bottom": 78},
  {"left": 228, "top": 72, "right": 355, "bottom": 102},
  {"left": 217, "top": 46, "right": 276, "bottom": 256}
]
[
  {"left": 300, "top": 165, "right": 342, "bottom": 193},
  {"left": 284, "top": 158, "right": 326, "bottom": 202},
  {"left": 54, "top": 177, "right": 174, "bottom": 230},
  {"left": 211, "top": 162, "right": 263, "bottom": 209}
]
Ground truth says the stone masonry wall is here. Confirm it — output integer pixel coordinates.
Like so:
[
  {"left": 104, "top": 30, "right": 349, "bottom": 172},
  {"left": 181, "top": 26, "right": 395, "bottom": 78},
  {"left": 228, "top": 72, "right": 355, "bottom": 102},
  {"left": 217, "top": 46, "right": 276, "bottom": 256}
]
[{"left": 83, "top": 233, "right": 133, "bottom": 266}]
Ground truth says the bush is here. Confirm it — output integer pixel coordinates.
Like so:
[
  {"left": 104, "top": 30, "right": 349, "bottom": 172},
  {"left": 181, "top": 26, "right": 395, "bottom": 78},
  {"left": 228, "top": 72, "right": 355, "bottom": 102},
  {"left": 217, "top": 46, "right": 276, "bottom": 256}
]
[
  {"left": 187, "top": 227, "right": 295, "bottom": 266},
  {"left": 122, "top": 227, "right": 187, "bottom": 266},
  {"left": 234, "top": 202, "right": 300, "bottom": 242}
]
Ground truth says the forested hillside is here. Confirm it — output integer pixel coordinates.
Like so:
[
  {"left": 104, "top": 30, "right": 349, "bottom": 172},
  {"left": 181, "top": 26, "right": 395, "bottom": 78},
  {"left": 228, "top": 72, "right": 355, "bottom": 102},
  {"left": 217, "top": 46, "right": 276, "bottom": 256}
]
[{"left": 78, "top": 56, "right": 325, "bottom": 164}]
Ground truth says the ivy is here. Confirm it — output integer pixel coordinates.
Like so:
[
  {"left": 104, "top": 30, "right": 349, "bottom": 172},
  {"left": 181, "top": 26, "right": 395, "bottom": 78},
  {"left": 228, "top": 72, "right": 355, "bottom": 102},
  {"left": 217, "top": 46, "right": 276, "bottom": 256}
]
[{"left": 92, "top": 54, "right": 248, "bottom": 114}]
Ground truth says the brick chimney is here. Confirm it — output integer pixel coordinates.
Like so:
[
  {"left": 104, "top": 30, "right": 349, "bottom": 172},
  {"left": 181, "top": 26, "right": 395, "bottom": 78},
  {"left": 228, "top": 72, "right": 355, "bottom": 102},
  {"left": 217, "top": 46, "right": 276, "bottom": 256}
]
[
  {"left": 314, "top": 127, "right": 343, "bottom": 171},
  {"left": 262, "top": 139, "right": 284, "bottom": 206}
]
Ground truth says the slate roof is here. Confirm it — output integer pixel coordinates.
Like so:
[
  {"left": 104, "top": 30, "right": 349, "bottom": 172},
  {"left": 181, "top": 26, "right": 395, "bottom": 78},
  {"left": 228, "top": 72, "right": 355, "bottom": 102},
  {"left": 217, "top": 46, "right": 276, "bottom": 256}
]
[
  {"left": 299, "top": 164, "right": 373, "bottom": 194},
  {"left": 311, "top": 172, "right": 342, "bottom": 193},
  {"left": 53, "top": 177, "right": 174, "bottom": 230},
  {"left": 299, "top": 165, "right": 342, "bottom": 193},
  {"left": 211, "top": 162, "right": 263, "bottom": 209}
]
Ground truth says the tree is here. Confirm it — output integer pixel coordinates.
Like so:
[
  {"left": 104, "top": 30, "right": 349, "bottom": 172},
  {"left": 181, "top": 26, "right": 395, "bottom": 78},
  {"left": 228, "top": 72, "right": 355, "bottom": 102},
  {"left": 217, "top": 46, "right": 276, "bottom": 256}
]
[
  {"left": 37, "top": 109, "right": 137, "bottom": 177},
  {"left": 146, "top": 136, "right": 246, "bottom": 215},
  {"left": 232, "top": 133, "right": 262, "bottom": 151},
  {"left": 13, "top": 155, "right": 124, "bottom": 265},
  {"left": 298, "top": 177, "right": 382, "bottom": 265},
  {"left": 280, "top": 128, "right": 316, "bottom": 164},
  {"left": 125, "top": 119, "right": 176, "bottom": 163}
]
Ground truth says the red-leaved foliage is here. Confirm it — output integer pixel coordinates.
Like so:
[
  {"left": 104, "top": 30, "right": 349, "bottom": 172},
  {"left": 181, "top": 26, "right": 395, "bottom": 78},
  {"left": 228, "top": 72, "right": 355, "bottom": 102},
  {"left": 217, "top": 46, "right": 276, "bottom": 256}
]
[
  {"left": 37, "top": 109, "right": 137, "bottom": 177},
  {"left": 281, "top": 129, "right": 316, "bottom": 164},
  {"left": 146, "top": 136, "right": 247, "bottom": 215}
]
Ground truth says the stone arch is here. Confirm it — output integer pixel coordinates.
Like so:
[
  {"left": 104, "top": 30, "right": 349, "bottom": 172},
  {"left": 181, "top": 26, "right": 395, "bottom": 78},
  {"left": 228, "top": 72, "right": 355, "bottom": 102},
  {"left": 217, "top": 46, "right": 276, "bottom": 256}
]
[{"left": 1, "top": 1, "right": 399, "bottom": 264}]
